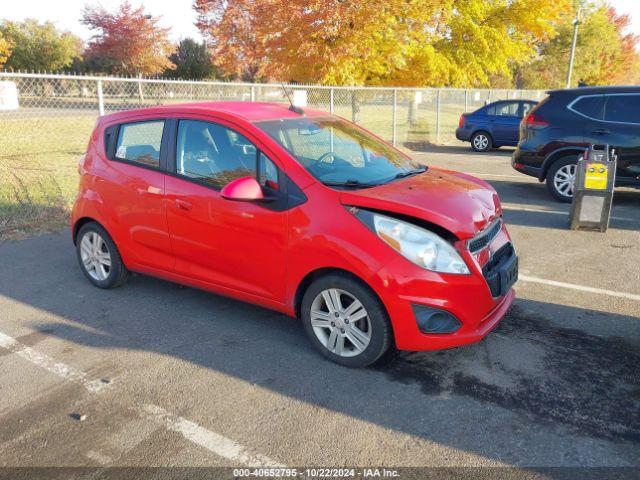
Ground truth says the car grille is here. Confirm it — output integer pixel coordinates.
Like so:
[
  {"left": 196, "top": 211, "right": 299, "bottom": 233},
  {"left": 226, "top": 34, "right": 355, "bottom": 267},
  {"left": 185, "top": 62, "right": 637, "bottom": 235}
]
[
  {"left": 467, "top": 217, "right": 502, "bottom": 254},
  {"left": 482, "top": 242, "right": 515, "bottom": 298}
]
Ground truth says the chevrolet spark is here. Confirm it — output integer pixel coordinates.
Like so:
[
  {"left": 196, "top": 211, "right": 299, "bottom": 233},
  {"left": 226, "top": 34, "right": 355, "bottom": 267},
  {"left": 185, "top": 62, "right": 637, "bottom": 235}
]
[{"left": 72, "top": 102, "right": 518, "bottom": 367}]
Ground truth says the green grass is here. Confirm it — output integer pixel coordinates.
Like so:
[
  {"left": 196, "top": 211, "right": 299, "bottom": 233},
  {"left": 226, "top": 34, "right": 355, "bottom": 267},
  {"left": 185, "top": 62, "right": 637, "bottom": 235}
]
[{"left": 0, "top": 115, "right": 96, "bottom": 240}]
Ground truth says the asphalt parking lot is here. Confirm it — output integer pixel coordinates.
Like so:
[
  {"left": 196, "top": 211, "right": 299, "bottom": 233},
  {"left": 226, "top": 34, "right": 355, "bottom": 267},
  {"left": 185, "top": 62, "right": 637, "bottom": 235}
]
[{"left": 0, "top": 146, "right": 639, "bottom": 477}]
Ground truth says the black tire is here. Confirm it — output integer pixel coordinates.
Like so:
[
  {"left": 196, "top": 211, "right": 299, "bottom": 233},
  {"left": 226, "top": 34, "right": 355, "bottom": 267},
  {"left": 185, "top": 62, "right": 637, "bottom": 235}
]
[
  {"left": 546, "top": 155, "right": 579, "bottom": 203},
  {"left": 470, "top": 131, "right": 493, "bottom": 152},
  {"left": 76, "top": 222, "right": 129, "bottom": 289},
  {"left": 300, "top": 273, "right": 392, "bottom": 368}
]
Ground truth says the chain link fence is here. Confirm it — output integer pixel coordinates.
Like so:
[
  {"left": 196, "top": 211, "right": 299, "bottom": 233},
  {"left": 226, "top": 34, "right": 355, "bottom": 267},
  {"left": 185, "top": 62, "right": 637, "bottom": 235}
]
[{"left": 0, "top": 72, "right": 545, "bottom": 239}]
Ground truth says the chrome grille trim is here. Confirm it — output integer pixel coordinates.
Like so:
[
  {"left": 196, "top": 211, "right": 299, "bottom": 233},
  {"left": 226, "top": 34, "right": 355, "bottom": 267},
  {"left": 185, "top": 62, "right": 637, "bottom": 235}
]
[{"left": 467, "top": 217, "right": 502, "bottom": 254}]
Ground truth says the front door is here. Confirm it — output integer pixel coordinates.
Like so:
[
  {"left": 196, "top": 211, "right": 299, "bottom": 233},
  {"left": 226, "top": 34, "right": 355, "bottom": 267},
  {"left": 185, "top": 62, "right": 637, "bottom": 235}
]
[
  {"left": 601, "top": 94, "right": 640, "bottom": 181},
  {"left": 164, "top": 117, "right": 288, "bottom": 302}
]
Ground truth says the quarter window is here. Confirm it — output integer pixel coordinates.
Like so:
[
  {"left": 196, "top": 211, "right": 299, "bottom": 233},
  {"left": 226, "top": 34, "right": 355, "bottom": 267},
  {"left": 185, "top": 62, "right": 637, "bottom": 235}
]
[
  {"left": 115, "top": 121, "right": 164, "bottom": 167},
  {"left": 571, "top": 96, "right": 604, "bottom": 120},
  {"left": 604, "top": 95, "right": 640, "bottom": 124}
]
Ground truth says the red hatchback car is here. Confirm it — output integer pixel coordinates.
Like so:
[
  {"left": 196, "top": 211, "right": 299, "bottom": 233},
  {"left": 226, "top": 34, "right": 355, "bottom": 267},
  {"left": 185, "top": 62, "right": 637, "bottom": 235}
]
[{"left": 72, "top": 102, "right": 517, "bottom": 367}]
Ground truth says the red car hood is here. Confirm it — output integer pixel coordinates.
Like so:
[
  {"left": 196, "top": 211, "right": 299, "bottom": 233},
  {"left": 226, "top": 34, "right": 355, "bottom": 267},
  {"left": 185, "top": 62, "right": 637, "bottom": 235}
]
[{"left": 339, "top": 168, "right": 502, "bottom": 239}]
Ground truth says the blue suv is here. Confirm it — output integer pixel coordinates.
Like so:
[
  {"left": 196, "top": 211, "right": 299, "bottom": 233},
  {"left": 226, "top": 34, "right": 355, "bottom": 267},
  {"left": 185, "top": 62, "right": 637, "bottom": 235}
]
[{"left": 456, "top": 100, "right": 537, "bottom": 152}]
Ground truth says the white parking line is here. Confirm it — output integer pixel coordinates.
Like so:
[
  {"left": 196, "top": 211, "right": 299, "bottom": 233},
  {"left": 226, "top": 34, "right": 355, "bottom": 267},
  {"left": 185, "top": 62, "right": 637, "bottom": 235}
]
[
  {"left": 502, "top": 203, "right": 638, "bottom": 223},
  {"left": 143, "top": 404, "right": 286, "bottom": 468},
  {"left": 0, "top": 332, "right": 108, "bottom": 393},
  {"left": 519, "top": 275, "right": 640, "bottom": 302},
  {"left": 0, "top": 329, "right": 284, "bottom": 468}
]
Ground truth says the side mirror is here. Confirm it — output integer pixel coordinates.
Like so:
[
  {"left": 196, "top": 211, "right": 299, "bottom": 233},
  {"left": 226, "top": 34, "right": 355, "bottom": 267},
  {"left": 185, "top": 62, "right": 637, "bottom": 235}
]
[{"left": 220, "top": 176, "right": 265, "bottom": 202}]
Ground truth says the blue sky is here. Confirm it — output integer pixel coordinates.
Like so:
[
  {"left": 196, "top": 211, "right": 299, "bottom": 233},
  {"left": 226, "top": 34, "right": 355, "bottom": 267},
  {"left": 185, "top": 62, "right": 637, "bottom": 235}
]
[{"left": 1, "top": 0, "right": 638, "bottom": 46}]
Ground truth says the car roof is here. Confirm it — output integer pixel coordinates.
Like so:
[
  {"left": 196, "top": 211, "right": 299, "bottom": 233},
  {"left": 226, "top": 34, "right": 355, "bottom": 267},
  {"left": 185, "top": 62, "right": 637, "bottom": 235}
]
[
  {"left": 547, "top": 85, "right": 640, "bottom": 95},
  {"left": 101, "top": 101, "right": 329, "bottom": 123}
]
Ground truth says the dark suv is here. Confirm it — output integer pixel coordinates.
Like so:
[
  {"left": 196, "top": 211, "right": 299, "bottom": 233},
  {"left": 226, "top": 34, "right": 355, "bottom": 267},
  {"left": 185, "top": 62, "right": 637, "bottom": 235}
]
[{"left": 512, "top": 86, "right": 640, "bottom": 202}]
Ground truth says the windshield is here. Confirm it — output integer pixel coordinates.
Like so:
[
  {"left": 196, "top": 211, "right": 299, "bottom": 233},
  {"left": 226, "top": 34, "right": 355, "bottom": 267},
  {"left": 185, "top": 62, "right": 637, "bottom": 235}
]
[{"left": 254, "top": 117, "right": 423, "bottom": 187}]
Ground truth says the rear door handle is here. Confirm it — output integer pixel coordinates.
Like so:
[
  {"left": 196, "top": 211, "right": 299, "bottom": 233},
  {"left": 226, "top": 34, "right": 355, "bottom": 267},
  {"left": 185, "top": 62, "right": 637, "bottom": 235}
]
[
  {"left": 175, "top": 199, "right": 193, "bottom": 211},
  {"left": 591, "top": 128, "right": 610, "bottom": 135}
]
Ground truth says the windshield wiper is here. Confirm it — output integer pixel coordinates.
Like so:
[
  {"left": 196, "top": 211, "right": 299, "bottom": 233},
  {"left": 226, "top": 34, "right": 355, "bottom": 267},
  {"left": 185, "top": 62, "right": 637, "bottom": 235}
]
[
  {"left": 393, "top": 166, "right": 428, "bottom": 180},
  {"left": 321, "top": 179, "right": 381, "bottom": 189}
]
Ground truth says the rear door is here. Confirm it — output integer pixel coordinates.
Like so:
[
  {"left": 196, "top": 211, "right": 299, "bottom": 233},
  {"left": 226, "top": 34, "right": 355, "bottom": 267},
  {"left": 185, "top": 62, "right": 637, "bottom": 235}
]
[
  {"left": 601, "top": 94, "right": 640, "bottom": 181},
  {"left": 101, "top": 119, "right": 174, "bottom": 271},
  {"left": 163, "top": 116, "right": 289, "bottom": 301},
  {"left": 488, "top": 101, "right": 521, "bottom": 144}
]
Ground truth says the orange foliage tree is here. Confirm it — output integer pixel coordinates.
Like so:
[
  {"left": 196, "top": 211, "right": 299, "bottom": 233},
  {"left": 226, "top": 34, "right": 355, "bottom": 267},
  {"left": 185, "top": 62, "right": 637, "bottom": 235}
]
[{"left": 82, "top": 1, "right": 175, "bottom": 76}]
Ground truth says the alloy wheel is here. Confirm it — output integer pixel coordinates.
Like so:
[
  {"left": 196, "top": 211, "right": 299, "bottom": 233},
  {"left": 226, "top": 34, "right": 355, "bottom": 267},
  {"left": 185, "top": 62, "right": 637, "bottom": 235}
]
[
  {"left": 310, "top": 288, "right": 372, "bottom": 357},
  {"left": 473, "top": 134, "right": 489, "bottom": 151},
  {"left": 79, "top": 231, "right": 112, "bottom": 281},
  {"left": 553, "top": 164, "right": 576, "bottom": 198}
]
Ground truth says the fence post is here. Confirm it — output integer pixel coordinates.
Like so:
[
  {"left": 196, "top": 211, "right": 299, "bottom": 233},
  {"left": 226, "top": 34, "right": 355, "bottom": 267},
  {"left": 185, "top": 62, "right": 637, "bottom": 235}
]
[
  {"left": 464, "top": 89, "right": 468, "bottom": 112},
  {"left": 435, "top": 89, "right": 441, "bottom": 144},
  {"left": 250, "top": 85, "right": 256, "bottom": 102},
  {"left": 329, "top": 88, "right": 334, "bottom": 114},
  {"left": 97, "top": 80, "right": 104, "bottom": 116},
  {"left": 392, "top": 89, "right": 397, "bottom": 147}
]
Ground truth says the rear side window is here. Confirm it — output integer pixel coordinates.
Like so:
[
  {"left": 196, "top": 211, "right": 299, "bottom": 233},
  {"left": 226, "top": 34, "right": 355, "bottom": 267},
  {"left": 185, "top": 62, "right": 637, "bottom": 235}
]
[
  {"left": 487, "top": 102, "right": 519, "bottom": 116},
  {"left": 115, "top": 121, "right": 164, "bottom": 167},
  {"left": 571, "top": 96, "right": 605, "bottom": 120},
  {"left": 604, "top": 95, "right": 640, "bottom": 124}
]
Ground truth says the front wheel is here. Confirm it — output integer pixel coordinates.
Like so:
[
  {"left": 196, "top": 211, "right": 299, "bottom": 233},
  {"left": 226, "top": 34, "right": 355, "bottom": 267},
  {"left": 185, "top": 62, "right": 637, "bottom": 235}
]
[
  {"left": 301, "top": 274, "right": 392, "bottom": 368},
  {"left": 546, "top": 156, "right": 578, "bottom": 203}
]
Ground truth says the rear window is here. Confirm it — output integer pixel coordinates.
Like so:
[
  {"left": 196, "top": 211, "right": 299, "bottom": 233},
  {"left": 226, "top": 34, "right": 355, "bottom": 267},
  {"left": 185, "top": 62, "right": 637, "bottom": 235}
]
[
  {"left": 604, "top": 95, "right": 640, "bottom": 124},
  {"left": 571, "top": 96, "right": 605, "bottom": 120},
  {"left": 115, "top": 121, "right": 165, "bottom": 167}
]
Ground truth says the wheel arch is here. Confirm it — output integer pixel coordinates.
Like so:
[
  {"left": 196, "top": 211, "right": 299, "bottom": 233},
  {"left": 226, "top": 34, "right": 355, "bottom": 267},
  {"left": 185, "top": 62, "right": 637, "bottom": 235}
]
[
  {"left": 293, "top": 267, "right": 390, "bottom": 323},
  {"left": 72, "top": 217, "right": 105, "bottom": 244},
  {"left": 541, "top": 148, "right": 585, "bottom": 180}
]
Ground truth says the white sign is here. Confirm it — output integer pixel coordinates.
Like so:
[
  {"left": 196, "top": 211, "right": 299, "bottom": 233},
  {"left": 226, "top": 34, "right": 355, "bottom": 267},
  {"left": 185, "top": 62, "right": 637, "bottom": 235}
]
[
  {"left": 293, "top": 90, "right": 308, "bottom": 107},
  {"left": 0, "top": 81, "right": 19, "bottom": 110}
]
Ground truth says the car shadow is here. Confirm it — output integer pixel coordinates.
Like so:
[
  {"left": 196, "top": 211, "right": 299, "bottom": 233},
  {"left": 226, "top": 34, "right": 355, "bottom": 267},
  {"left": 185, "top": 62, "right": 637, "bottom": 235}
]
[{"left": 0, "top": 233, "right": 639, "bottom": 467}]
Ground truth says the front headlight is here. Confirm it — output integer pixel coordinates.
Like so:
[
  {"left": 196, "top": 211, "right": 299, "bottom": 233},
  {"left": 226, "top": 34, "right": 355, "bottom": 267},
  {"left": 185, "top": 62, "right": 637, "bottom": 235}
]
[{"left": 364, "top": 212, "right": 470, "bottom": 274}]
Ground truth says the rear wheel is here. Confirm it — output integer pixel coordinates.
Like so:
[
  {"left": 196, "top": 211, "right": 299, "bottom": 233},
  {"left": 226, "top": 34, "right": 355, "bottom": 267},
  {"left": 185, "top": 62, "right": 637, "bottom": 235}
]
[
  {"left": 301, "top": 274, "right": 391, "bottom": 368},
  {"left": 471, "top": 131, "right": 492, "bottom": 152},
  {"left": 546, "top": 156, "right": 578, "bottom": 203},
  {"left": 76, "top": 222, "right": 129, "bottom": 289}
]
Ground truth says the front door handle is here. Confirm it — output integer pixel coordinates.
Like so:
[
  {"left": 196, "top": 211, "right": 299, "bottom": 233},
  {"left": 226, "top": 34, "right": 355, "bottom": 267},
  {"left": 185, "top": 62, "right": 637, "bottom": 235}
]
[
  {"left": 175, "top": 199, "right": 193, "bottom": 211},
  {"left": 591, "top": 128, "right": 610, "bottom": 135}
]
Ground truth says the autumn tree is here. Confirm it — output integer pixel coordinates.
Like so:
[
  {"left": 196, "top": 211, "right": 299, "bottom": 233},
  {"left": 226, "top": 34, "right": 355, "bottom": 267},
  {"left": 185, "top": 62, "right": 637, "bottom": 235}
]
[
  {"left": 81, "top": 1, "right": 175, "bottom": 76},
  {"left": 194, "top": 0, "right": 570, "bottom": 87},
  {"left": 167, "top": 38, "right": 218, "bottom": 79},
  {"left": 0, "top": 19, "right": 82, "bottom": 71},
  {"left": 0, "top": 31, "right": 10, "bottom": 69},
  {"left": 521, "top": 4, "right": 640, "bottom": 88}
]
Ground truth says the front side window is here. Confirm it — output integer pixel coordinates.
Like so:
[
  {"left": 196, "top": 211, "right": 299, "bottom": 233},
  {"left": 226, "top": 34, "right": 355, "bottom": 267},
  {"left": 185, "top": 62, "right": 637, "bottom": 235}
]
[
  {"left": 604, "top": 95, "right": 640, "bottom": 124},
  {"left": 255, "top": 117, "right": 421, "bottom": 187},
  {"left": 115, "top": 121, "right": 164, "bottom": 167},
  {"left": 176, "top": 120, "right": 259, "bottom": 189},
  {"left": 522, "top": 102, "right": 536, "bottom": 117}
]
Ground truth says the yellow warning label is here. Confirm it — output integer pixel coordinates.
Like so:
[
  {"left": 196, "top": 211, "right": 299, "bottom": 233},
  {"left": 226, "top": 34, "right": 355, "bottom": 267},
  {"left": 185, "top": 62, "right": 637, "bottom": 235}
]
[{"left": 584, "top": 163, "right": 608, "bottom": 190}]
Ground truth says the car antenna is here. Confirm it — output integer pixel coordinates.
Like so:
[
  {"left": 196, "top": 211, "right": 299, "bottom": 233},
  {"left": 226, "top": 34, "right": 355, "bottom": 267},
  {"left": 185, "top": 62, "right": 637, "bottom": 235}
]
[{"left": 281, "top": 83, "right": 305, "bottom": 115}]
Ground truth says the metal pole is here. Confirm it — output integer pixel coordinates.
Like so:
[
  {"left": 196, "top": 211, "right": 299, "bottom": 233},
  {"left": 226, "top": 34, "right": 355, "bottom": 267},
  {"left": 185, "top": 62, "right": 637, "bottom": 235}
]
[
  {"left": 436, "top": 89, "right": 441, "bottom": 144},
  {"left": 250, "top": 85, "right": 256, "bottom": 102},
  {"left": 566, "top": 8, "right": 581, "bottom": 88},
  {"left": 392, "top": 89, "right": 397, "bottom": 147},
  {"left": 464, "top": 89, "right": 468, "bottom": 112},
  {"left": 329, "top": 88, "right": 334, "bottom": 114},
  {"left": 97, "top": 80, "right": 104, "bottom": 116}
]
